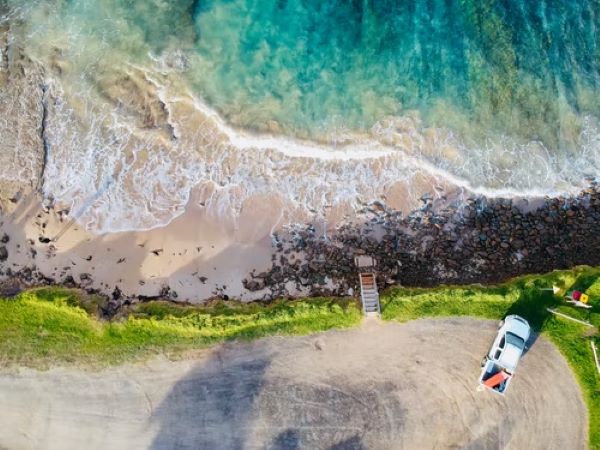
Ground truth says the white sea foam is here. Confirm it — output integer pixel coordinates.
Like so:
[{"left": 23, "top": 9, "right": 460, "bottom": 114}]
[
  {"left": 184, "top": 87, "right": 598, "bottom": 199},
  {"left": 3, "top": 0, "right": 600, "bottom": 235},
  {"left": 35, "top": 68, "right": 600, "bottom": 235}
]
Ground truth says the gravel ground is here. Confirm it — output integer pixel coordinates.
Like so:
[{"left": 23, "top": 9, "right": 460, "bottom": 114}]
[{"left": 0, "top": 318, "right": 587, "bottom": 450}]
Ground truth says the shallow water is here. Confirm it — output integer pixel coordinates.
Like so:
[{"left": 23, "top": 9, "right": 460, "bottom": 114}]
[
  {"left": 1, "top": 0, "right": 600, "bottom": 232},
  {"left": 16, "top": 0, "right": 600, "bottom": 141}
]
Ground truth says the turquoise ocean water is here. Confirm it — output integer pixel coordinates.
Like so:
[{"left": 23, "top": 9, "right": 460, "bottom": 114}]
[
  {"left": 7, "top": 0, "right": 600, "bottom": 144},
  {"left": 2, "top": 0, "right": 600, "bottom": 231}
]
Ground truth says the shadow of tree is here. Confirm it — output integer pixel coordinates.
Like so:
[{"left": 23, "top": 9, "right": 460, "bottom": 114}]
[
  {"left": 502, "top": 284, "right": 560, "bottom": 354},
  {"left": 269, "top": 429, "right": 301, "bottom": 450},
  {"left": 149, "top": 348, "right": 271, "bottom": 450},
  {"left": 328, "top": 435, "right": 367, "bottom": 450},
  {"left": 571, "top": 272, "right": 600, "bottom": 294},
  {"left": 148, "top": 338, "right": 405, "bottom": 450},
  {"left": 505, "top": 288, "right": 557, "bottom": 332}
]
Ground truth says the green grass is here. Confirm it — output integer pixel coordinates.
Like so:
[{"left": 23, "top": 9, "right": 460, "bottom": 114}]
[
  {"left": 381, "top": 265, "right": 600, "bottom": 449},
  {"left": 0, "top": 289, "right": 361, "bottom": 367},
  {"left": 2, "top": 266, "right": 600, "bottom": 447}
]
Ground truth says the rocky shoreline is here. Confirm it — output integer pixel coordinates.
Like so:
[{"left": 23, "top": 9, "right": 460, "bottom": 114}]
[
  {"left": 2, "top": 21, "right": 599, "bottom": 310},
  {"left": 243, "top": 183, "right": 600, "bottom": 299},
  {"left": 1, "top": 183, "right": 599, "bottom": 313}
]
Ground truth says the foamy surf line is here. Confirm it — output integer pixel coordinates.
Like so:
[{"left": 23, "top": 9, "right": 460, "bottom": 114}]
[
  {"left": 24, "top": 61, "right": 598, "bottom": 236},
  {"left": 4, "top": 0, "right": 600, "bottom": 237},
  {"left": 182, "top": 88, "right": 589, "bottom": 200},
  {"left": 41, "top": 75, "right": 594, "bottom": 237}
]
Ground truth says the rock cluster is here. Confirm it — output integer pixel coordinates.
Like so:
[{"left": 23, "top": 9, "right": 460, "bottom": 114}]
[
  {"left": 243, "top": 183, "right": 600, "bottom": 298},
  {"left": 0, "top": 264, "right": 128, "bottom": 317}
]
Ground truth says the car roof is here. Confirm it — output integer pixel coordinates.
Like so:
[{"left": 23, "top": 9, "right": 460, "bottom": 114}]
[{"left": 504, "top": 315, "right": 530, "bottom": 341}]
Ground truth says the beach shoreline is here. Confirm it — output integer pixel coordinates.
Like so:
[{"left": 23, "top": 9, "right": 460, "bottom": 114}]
[
  {"left": 0, "top": 182, "right": 599, "bottom": 309},
  {"left": 0, "top": 188, "right": 278, "bottom": 304},
  {"left": 1, "top": 14, "right": 599, "bottom": 307}
]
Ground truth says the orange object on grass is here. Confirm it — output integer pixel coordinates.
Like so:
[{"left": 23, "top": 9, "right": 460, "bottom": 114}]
[{"left": 484, "top": 370, "right": 509, "bottom": 388}]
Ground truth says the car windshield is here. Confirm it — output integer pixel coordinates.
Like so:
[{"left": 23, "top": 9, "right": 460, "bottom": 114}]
[{"left": 505, "top": 332, "right": 525, "bottom": 349}]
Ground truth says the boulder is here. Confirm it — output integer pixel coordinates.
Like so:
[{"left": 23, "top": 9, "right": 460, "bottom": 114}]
[{"left": 0, "top": 245, "right": 7, "bottom": 261}]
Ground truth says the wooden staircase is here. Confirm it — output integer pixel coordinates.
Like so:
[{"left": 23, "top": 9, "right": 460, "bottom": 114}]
[{"left": 359, "top": 272, "right": 380, "bottom": 316}]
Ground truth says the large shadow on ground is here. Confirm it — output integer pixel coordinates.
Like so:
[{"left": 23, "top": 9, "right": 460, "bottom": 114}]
[
  {"left": 504, "top": 284, "right": 556, "bottom": 352},
  {"left": 148, "top": 340, "right": 404, "bottom": 449},
  {"left": 149, "top": 347, "right": 271, "bottom": 449}
]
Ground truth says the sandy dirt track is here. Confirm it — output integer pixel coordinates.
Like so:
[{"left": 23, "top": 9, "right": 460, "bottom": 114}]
[{"left": 0, "top": 318, "right": 587, "bottom": 450}]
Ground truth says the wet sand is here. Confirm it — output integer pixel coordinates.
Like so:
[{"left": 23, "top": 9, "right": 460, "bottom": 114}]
[
  {"left": 0, "top": 188, "right": 283, "bottom": 301},
  {"left": 0, "top": 35, "right": 455, "bottom": 302}
]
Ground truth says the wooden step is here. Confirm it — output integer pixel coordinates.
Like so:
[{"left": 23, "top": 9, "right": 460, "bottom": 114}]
[{"left": 359, "top": 271, "right": 380, "bottom": 316}]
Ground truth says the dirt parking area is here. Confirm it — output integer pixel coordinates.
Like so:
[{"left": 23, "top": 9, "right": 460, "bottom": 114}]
[{"left": 0, "top": 318, "right": 587, "bottom": 450}]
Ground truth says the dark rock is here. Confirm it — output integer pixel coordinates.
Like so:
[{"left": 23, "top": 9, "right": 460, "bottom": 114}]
[
  {"left": 0, "top": 234, "right": 9, "bottom": 244},
  {"left": 159, "top": 285, "right": 170, "bottom": 297},
  {"left": 112, "top": 286, "right": 122, "bottom": 300},
  {"left": 0, "top": 278, "right": 21, "bottom": 296},
  {"left": 511, "top": 239, "right": 525, "bottom": 250},
  {"left": 109, "top": 185, "right": 595, "bottom": 296},
  {"left": 0, "top": 246, "right": 7, "bottom": 262}
]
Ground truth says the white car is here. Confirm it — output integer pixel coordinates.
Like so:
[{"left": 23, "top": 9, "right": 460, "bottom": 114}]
[{"left": 479, "top": 315, "right": 531, "bottom": 394}]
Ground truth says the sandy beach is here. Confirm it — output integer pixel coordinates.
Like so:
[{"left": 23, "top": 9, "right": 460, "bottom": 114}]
[
  {"left": 0, "top": 25, "right": 458, "bottom": 303},
  {"left": 0, "top": 175, "right": 447, "bottom": 302},
  {"left": 0, "top": 188, "right": 283, "bottom": 302},
  {"left": 1, "top": 4, "right": 599, "bottom": 304}
]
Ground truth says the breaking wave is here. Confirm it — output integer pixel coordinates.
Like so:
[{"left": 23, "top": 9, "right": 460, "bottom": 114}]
[{"left": 1, "top": 0, "right": 599, "bottom": 233}]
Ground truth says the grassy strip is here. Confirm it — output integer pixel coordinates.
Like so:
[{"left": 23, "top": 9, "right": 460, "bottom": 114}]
[
  {"left": 0, "top": 289, "right": 361, "bottom": 367},
  {"left": 381, "top": 265, "right": 600, "bottom": 449},
  {"left": 2, "top": 267, "right": 599, "bottom": 445}
]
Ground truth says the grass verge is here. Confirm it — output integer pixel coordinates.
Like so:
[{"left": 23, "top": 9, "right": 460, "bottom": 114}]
[
  {"left": 1, "top": 266, "right": 599, "bottom": 446},
  {"left": 381, "top": 265, "right": 600, "bottom": 449},
  {"left": 0, "top": 288, "right": 361, "bottom": 367}
]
